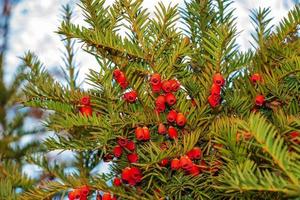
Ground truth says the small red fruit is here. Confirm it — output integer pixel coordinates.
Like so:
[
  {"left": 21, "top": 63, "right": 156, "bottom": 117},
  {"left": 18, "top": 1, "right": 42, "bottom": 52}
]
[
  {"left": 155, "top": 104, "right": 166, "bottom": 113},
  {"left": 150, "top": 73, "right": 161, "bottom": 85},
  {"left": 158, "top": 123, "right": 167, "bottom": 135},
  {"left": 113, "top": 177, "right": 122, "bottom": 186},
  {"left": 213, "top": 73, "right": 225, "bottom": 86},
  {"left": 155, "top": 95, "right": 166, "bottom": 106},
  {"left": 160, "top": 158, "right": 169, "bottom": 167},
  {"left": 168, "top": 126, "right": 178, "bottom": 139},
  {"left": 127, "top": 153, "right": 139, "bottom": 163},
  {"left": 117, "top": 137, "right": 128, "bottom": 147},
  {"left": 176, "top": 113, "right": 187, "bottom": 127},
  {"left": 113, "top": 145, "right": 123, "bottom": 158},
  {"left": 125, "top": 141, "right": 135, "bottom": 151},
  {"left": 180, "top": 156, "right": 193, "bottom": 170},
  {"left": 113, "top": 69, "right": 122, "bottom": 79},
  {"left": 68, "top": 189, "right": 81, "bottom": 200},
  {"left": 187, "top": 147, "right": 202, "bottom": 160},
  {"left": 80, "top": 96, "right": 90, "bottom": 106},
  {"left": 208, "top": 95, "right": 220, "bottom": 108},
  {"left": 167, "top": 110, "right": 177, "bottom": 123},
  {"left": 151, "top": 83, "right": 161, "bottom": 93},
  {"left": 255, "top": 95, "right": 265, "bottom": 106},
  {"left": 102, "top": 192, "right": 112, "bottom": 200},
  {"left": 124, "top": 90, "right": 137, "bottom": 103},
  {"left": 251, "top": 73, "right": 262, "bottom": 84},
  {"left": 161, "top": 80, "right": 172, "bottom": 93},
  {"left": 165, "top": 93, "right": 176, "bottom": 106},
  {"left": 80, "top": 106, "right": 93, "bottom": 116},
  {"left": 188, "top": 164, "right": 200, "bottom": 176},
  {"left": 169, "top": 79, "right": 180, "bottom": 92},
  {"left": 135, "top": 127, "right": 144, "bottom": 141},
  {"left": 210, "top": 84, "right": 221, "bottom": 96},
  {"left": 79, "top": 185, "right": 90, "bottom": 197},
  {"left": 142, "top": 126, "right": 150, "bottom": 141},
  {"left": 171, "top": 158, "right": 181, "bottom": 170}
]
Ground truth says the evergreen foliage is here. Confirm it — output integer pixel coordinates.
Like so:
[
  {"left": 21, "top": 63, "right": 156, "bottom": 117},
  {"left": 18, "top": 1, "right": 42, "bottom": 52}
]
[{"left": 21, "top": 0, "right": 300, "bottom": 199}]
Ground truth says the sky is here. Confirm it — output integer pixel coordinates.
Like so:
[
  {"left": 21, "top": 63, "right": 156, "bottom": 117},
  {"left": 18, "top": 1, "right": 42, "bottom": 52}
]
[
  {"left": 3, "top": 0, "right": 298, "bottom": 177},
  {"left": 4, "top": 0, "right": 298, "bottom": 86}
]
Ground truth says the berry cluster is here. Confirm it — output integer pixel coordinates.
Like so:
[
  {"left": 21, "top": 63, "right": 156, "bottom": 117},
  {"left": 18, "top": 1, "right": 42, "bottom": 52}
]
[
  {"left": 150, "top": 73, "right": 180, "bottom": 94},
  {"left": 208, "top": 73, "right": 225, "bottom": 108},
  {"left": 79, "top": 96, "right": 93, "bottom": 116},
  {"left": 121, "top": 167, "right": 143, "bottom": 186},
  {"left": 68, "top": 185, "right": 90, "bottom": 200},
  {"left": 169, "top": 147, "right": 202, "bottom": 176}
]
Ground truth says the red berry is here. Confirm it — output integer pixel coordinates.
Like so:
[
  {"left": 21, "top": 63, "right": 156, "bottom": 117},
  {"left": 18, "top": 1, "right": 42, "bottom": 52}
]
[
  {"left": 176, "top": 113, "right": 187, "bottom": 127},
  {"left": 111, "top": 196, "right": 117, "bottom": 200},
  {"left": 290, "top": 131, "right": 300, "bottom": 144},
  {"left": 167, "top": 110, "right": 177, "bottom": 123},
  {"left": 127, "top": 153, "right": 139, "bottom": 163},
  {"left": 119, "top": 80, "right": 129, "bottom": 89},
  {"left": 160, "top": 158, "right": 169, "bottom": 167},
  {"left": 130, "top": 167, "right": 142, "bottom": 183},
  {"left": 251, "top": 73, "right": 262, "bottom": 84},
  {"left": 161, "top": 80, "right": 172, "bottom": 93},
  {"left": 102, "top": 193, "right": 112, "bottom": 200},
  {"left": 117, "top": 138, "right": 128, "bottom": 147},
  {"left": 169, "top": 79, "right": 180, "bottom": 92},
  {"left": 135, "top": 127, "right": 144, "bottom": 141},
  {"left": 165, "top": 93, "right": 176, "bottom": 106},
  {"left": 255, "top": 95, "right": 265, "bottom": 106},
  {"left": 113, "top": 69, "right": 122, "bottom": 79},
  {"left": 155, "top": 95, "right": 166, "bottom": 106},
  {"left": 208, "top": 95, "right": 220, "bottom": 108},
  {"left": 150, "top": 73, "right": 161, "bottom": 86},
  {"left": 122, "top": 167, "right": 142, "bottom": 186},
  {"left": 68, "top": 189, "right": 81, "bottom": 200},
  {"left": 168, "top": 126, "right": 178, "bottom": 139},
  {"left": 155, "top": 104, "right": 166, "bottom": 113},
  {"left": 170, "top": 158, "right": 181, "bottom": 170},
  {"left": 124, "top": 90, "right": 137, "bottom": 103},
  {"left": 80, "top": 106, "right": 93, "bottom": 116},
  {"left": 125, "top": 141, "right": 135, "bottom": 151},
  {"left": 151, "top": 83, "right": 161, "bottom": 93},
  {"left": 113, "top": 145, "right": 123, "bottom": 158},
  {"left": 187, "top": 147, "right": 202, "bottom": 160},
  {"left": 80, "top": 96, "right": 90, "bottom": 106},
  {"left": 180, "top": 156, "right": 193, "bottom": 170},
  {"left": 213, "top": 73, "right": 225, "bottom": 86},
  {"left": 210, "top": 84, "right": 221, "bottom": 96},
  {"left": 188, "top": 164, "right": 200, "bottom": 176},
  {"left": 142, "top": 126, "right": 150, "bottom": 141},
  {"left": 79, "top": 185, "right": 90, "bottom": 197},
  {"left": 121, "top": 167, "right": 131, "bottom": 182},
  {"left": 158, "top": 123, "right": 167, "bottom": 135},
  {"left": 113, "top": 177, "right": 122, "bottom": 186}
]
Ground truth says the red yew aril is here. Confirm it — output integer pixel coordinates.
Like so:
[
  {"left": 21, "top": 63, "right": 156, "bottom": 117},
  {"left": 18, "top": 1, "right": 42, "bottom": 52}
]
[
  {"left": 208, "top": 95, "right": 220, "bottom": 108},
  {"left": 102, "top": 193, "right": 112, "bottom": 200},
  {"left": 113, "top": 177, "right": 122, "bottom": 186},
  {"left": 180, "top": 156, "right": 193, "bottom": 170},
  {"left": 160, "top": 158, "right": 169, "bottom": 167},
  {"left": 150, "top": 73, "right": 161, "bottom": 85},
  {"left": 143, "top": 126, "right": 151, "bottom": 141},
  {"left": 127, "top": 153, "right": 139, "bottom": 163},
  {"left": 124, "top": 90, "right": 137, "bottom": 103},
  {"left": 125, "top": 141, "right": 136, "bottom": 151},
  {"left": 213, "top": 73, "right": 225, "bottom": 86},
  {"left": 117, "top": 137, "right": 128, "bottom": 147},
  {"left": 167, "top": 110, "right": 177, "bottom": 123},
  {"left": 80, "top": 106, "right": 93, "bottom": 116},
  {"left": 168, "top": 126, "right": 178, "bottom": 139},
  {"left": 171, "top": 158, "right": 181, "bottom": 170},
  {"left": 251, "top": 73, "right": 262, "bottom": 84},
  {"left": 155, "top": 95, "right": 166, "bottom": 106},
  {"left": 135, "top": 127, "right": 144, "bottom": 141},
  {"left": 161, "top": 80, "right": 172, "bottom": 93},
  {"left": 210, "top": 84, "right": 221, "bottom": 96},
  {"left": 176, "top": 113, "right": 187, "bottom": 127},
  {"left": 80, "top": 96, "right": 90, "bottom": 106},
  {"left": 158, "top": 123, "right": 167, "bottom": 135},
  {"left": 165, "top": 93, "right": 176, "bottom": 106},
  {"left": 151, "top": 83, "right": 161, "bottom": 93},
  {"left": 169, "top": 79, "right": 180, "bottom": 92},
  {"left": 113, "top": 145, "right": 123, "bottom": 158},
  {"left": 255, "top": 95, "right": 265, "bottom": 106}
]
